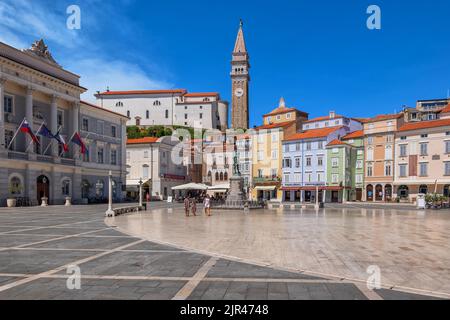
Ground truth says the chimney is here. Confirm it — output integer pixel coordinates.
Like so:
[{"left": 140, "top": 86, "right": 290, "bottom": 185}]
[{"left": 329, "top": 111, "right": 336, "bottom": 119}]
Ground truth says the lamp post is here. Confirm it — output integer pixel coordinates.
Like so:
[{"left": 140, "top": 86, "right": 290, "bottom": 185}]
[
  {"left": 105, "top": 170, "right": 114, "bottom": 217},
  {"left": 139, "top": 178, "right": 143, "bottom": 207}
]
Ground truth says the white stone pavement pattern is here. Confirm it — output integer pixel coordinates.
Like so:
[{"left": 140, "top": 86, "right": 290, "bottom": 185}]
[{"left": 0, "top": 203, "right": 445, "bottom": 300}]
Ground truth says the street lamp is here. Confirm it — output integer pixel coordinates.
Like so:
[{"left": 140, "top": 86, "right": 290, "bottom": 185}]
[
  {"left": 105, "top": 170, "right": 114, "bottom": 217},
  {"left": 138, "top": 178, "right": 143, "bottom": 207}
]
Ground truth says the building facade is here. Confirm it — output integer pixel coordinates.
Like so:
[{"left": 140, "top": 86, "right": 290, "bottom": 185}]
[
  {"left": 126, "top": 136, "right": 187, "bottom": 200},
  {"left": 394, "top": 119, "right": 450, "bottom": 201},
  {"left": 341, "top": 130, "right": 365, "bottom": 201},
  {"left": 96, "top": 90, "right": 228, "bottom": 131},
  {"left": 363, "top": 114, "right": 404, "bottom": 202}
]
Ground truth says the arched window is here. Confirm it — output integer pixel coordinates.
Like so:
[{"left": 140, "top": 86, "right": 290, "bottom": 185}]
[
  {"left": 143, "top": 165, "right": 149, "bottom": 179},
  {"left": 215, "top": 172, "right": 219, "bottom": 181},
  {"left": 398, "top": 185, "right": 409, "bottom": 199},
  {"left": 9, "top": 175, "right": 23, "bottom": 196},
  {"left": 220, "top": 172, "right": 224, "bottom": 181},
  {"left": 61, "top": 179, "right": 71, "bottom": 196},
  {"left": 208, "top": 171, "right": 212, "bottom": 177},
  {"left": 203, "top": 98, "right": 210, "bottom": 102},
  {"left": 95, "top": 180, "right": 104, "bottom": 197},
  {"left": 419, "top": 185, "right": 428, "bottom": 195},
  {"left": 153, "top": 100, "right": 161, "bottom": 106},
  {"left": 224, "top": 172, "right": 228, "bottom": 181}
]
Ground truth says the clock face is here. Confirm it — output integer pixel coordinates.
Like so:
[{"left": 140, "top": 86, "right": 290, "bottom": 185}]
[{"left": 235, "top": 88, "right": 244, "bottom": 97}]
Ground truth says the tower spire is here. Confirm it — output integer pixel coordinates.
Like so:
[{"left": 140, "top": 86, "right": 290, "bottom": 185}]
[{"left": 234, "top": 19, "right": 247, "bottom": 54}]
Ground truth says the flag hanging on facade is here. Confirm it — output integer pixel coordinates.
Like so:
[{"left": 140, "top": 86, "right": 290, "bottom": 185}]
[
  {"left": 20, "top": 120, "right": 40, "bottom": 145},
  {"left": 37, "top": 124, "right": 55, "bottom": 139},
  {"left": 70, "top": 132, "right": 87, "bottom": 154},
  {"left": 54, "top": 129, "right": 69, "bottom": 152}
]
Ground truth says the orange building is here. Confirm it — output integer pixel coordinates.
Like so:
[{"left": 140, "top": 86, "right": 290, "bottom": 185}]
[{"left": 363, "top": 113, "right": 405, "bottom": 201}]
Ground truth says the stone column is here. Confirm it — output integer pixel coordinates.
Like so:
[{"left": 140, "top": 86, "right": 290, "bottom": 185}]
[
  {"left": 25, "top": 87, "right": 34, "bottom": 154},
  {"left": 72, "top": 169, "right": 82, "bottom": 203},
  {"left": 50, "top": 95, "right": 58, "bottom": 157},
  {"left": 0, "top": 78, "right": 6, "bottom": 151},
  {"left": 382, "top": 184, "right": 386, "bottom": 202},
  {"left": 323, "top": 190, "right": 326, "bottom": 203}
]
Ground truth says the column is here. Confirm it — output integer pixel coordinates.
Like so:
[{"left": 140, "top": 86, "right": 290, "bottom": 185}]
[
  {"left": 323, "top": 190, "right": 326, "bottom": 203},
  {"left": 382, "top": 184, "right": 386, "bottom": 202},
  {"left": 0, "top": 78, "right": 5, "bottom": 151},
  {"left": 26, "top": 87, "right": 34, "bottom": 154},
  {"left": 300, "top": 190, "right": 304, "bottom": 203},
  {"left": 50, "top": 95, "right": 58, "bottom": 157}
]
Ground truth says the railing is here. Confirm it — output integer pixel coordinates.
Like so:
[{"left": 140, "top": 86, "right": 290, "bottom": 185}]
[
  {"left": 253, "top": 176, "right": 281, "bottom": 184},
  {"left": 37, "top": 155, "right": 53, "bottom": 163},
  {"left": 61, "top": 158, "right": 76, "bottom": 166},
  {"left": 8, "top": 151, "right": 28, "bottom": 160}
]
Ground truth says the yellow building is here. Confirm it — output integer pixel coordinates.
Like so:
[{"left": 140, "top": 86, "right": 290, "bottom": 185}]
[{"left": 251, "top": 98, "right": 308, "bottom": 201}]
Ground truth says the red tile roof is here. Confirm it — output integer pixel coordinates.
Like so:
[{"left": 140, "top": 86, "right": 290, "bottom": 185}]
[
  {"left": 364, "top": 113, "right": 403, "bottom": 124},
  {"left": 97, "top": 89, "right": 187, "bottom": 96},
  {"left": 284, "top": 126, "right": 343, "bottom": 141},
  {"left": 398, "top": 118, "right": 450, "bottom": 132},
  {"left": 342, "top": 130, "right": 364, "bottom": 140},
  {"left": 264, "top": 108, "right": 308, "bottom": 118},
  {"left": 184, "top": 92, "right": 219, "bottom": 97},
  {"left": 327, "top": 139, "right": 351, "bottom": 147},
  {"left": 127, "top": 137, "right": 160, "bottom": 145},
  {"left": 439, "top": 103, "right": 450, "bottom": 113},
  {"left": 81, "top": 101, "right": 130, "bottom": 119},
  {"left": 255, "top": 120, "right": 296, "bottom": 130},
  {"left": 303, "top": 115, "right": 343, "bottom": 123}
]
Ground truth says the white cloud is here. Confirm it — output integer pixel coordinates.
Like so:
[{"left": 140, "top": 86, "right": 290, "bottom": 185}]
[{"left": 69, "top": 59, "right": 173, "bottom": 102}]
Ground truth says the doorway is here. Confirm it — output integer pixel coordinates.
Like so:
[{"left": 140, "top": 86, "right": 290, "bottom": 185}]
[
  {"left": 356, "top": 188, "right": 362, "bottom": 201},
  {"left": 37, "top": 175, "right": 50, "bottom": 205},
  {"left": 331, "top": 191, "right": 339, "bottom": 203}
]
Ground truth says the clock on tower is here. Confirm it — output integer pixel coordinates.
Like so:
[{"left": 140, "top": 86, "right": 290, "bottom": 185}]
[{"left": 231, "top": 20, "right": 250, "bottom": 130}]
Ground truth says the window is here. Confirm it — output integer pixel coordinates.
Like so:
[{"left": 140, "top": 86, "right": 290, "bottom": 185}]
[
  {"left": 421, "top": 134, "right": 428, "bottom": 138},
  {"left": 385, "top": 146, "right": 393, "bottom": 160},
  {"left": 367, "top": 165, "right": 373, "bottom": 177},
  {"left": 82, "top": 118, "right": 89, "bottom": 131},
  {"left": 115, "top": 101, "right": 123, "bottom": 107},
  {"left": 385, "top": 163, "right": 392, "bottom": 176},
  {"left": 165, "top": 110, "right": 169, "bottom": 119},
  {"left": 306, "top": 157, "right": 312, "bottom": 167},
  {"left": 257, "top": 134, "right": 264, "bottom": 143},
  {"left": 284, "top": 174, "right": 290, "bottom": 183},
  {"left": 272, "top": 133, "right": 278, "bottom": 142},
  {"left": 315, "top": 157, "right": 322, "bottom": 166},
  {"left": 61, "top": 179, "right": 70, "bottom": 196},
  {"left": 5, "top": 130, "right": 14, "bottom": 150},
  {"left": 57, "top": 110, "right": 64, "bottom": 127},
  {"left": 95, "top": 180, "right": 104, "bottom": 197},
  {"left": 97, "top": 147, "right": 104, "bottom": 164},
  {"left": 97, "top": 122, "right": 104, "bottom": 135},
  {"left": 296, "top": 143, "right": 301, "bottom": 151},
  {"left": 144, "top": 151, "right": 149, "bottom": 158},
  {"left": 143, "top": 165, "right": 149, "bottom": 179},
  {"left": 146, "top": 110, "right": 150, "bottom": 119},
  {"left": 399, "top": 164, "right": 407, "bottom": 177},
  {"left": 400, "top": 136, "right": 407, "bottom": 140},
  {"left": 324, "top": 122, "right": 329, "bottom": 127},
  {"left": 317, "top": 172, "right": 323, "bottom": 182},
  {"left": 367, "top": 148, "right": 374, "bottom": 161},
  {"left": 257, "top": 151, "right": 264, "bottom": 161},
  {"left": 286, "top": 113, "right": 292, "bottom": 119},
  {"left": 306, "top": 173, "right": 312, "bottom": 182},
  {"left": 271, "top": 169, "right": 277, "bottom": 178},
  {"left": 318, "top": 141, "right": 323, "bottom": 149},
  {"left": 271, "top": 149, "right": 278, "bottom": 160},
  {"left": 356, "top": 160, "right": 363, "bottom": 169},
  {"left": 332, "top": 174, "right": 339, "bottom": 183},
  {"left": 367, "top": 137, "right": 373, "bottom": 145},
  {"left": 386, "top": 135, "right": 393, "bottom": 143},
  {"left": 153, "top": 100, "right": 161, "bottom": 106},
  {"left": 306, "top": 142, "right": 311, "bottom": 151},
  {"left": 332, "top": 158, "right": 339, "bottom": 167},
  {"left": 111, "top": 126, "right": 117, "bottom": 138},
  {"left": 9, "top": 176, "right": 22, "bottom": 195},
  {"left": 356, "top": 174, "right": 363, "bottom": 184},
  {"left": 332, "top": 148, "right": 339, "bottom": 154},
  {"left": 295, "top": 157, "right": 301, "bottom": 168},
  {"left": 400, "top": 145, "right": 407, "bottom": 157},
  {"left": 276, "top": 115, "right": 281, "bottom": 120},
  {"left": 258, "top": 169, "right": 263, "bottom": 178},
  {"left": 283, "top": 158, "right": 291, "bottom": 168},
  {"left": 420, "top": 143, "right": 428, "bottom": 156},
  {"left": 420, "top": 163, "right": 428, "bottom": 177},
  {"left": 267, "top": 117, "right": 271, "bottom": 123},
  {"left": 111, "top": 150, "right": 117, "bottom": 165},
  {"left": 4, "top": 95, "right": 13, "bottom": 114},
  {"left": 185, "top": 114, "right": 188, "bottom": 120},
  {"left": 445, "top": 162, "right": 450, "bottom": 176},
  {"left": 199, "top": 113, "right": 203, "bottom": 119},
  {"left": 127, "top": 110, "right": 130, "bottom": 118},
  {"left": 446, "top": 141, "right": 450, "bottom": 154}
]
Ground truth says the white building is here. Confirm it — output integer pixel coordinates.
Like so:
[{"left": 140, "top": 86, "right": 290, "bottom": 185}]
[
  {"left": 95, "top": 90, "right": 229, "bottom": 131},
  {"left": 126, "top": 136, "right": 187, "bottom": 200}
]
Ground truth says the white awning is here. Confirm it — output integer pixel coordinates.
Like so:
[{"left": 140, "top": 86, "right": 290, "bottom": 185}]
[
  {"left": 126, "top": 179, "right": 151, "bottom": 187},
  {"left": 255, "top": 186, "right": 277, "bottom": 191},
  {"left": 207, "top": 183, "right": 230, "bottom": 190},
  {"left": 171, "top": 183, "right": 209, "bottom": 191}
]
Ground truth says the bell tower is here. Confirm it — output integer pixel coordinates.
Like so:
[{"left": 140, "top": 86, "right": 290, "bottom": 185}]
[{"left": 231, "top": 20, "right": 250, "bottom": 130}]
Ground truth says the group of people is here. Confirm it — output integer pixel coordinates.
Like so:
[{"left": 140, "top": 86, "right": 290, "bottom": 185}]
[{"left": 184, "top": 194, "right": 211, "bottom": 217}]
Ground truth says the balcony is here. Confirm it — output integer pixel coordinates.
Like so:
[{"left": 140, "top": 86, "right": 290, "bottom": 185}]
[{"left": 253, "top": 176, "right": 281, "bottom": 184}]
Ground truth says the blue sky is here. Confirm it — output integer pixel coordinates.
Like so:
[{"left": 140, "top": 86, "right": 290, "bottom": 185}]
[{"left": 1, "top": 0, "right": 449, "bottom": 127}]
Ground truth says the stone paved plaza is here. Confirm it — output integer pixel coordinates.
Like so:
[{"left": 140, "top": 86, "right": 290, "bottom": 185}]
[{"left": 0, "top": 203, "right": 446, "bottom": 300}]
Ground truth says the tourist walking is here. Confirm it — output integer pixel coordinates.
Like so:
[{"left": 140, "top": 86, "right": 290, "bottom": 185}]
[
  {"left": 184, "top": 196, "right": 190, "bottom": 217},
  {"left": 203, "top": 195, "right": 211, "bottom": 216},
  {"left": 190, "top": 198, "right": 197, "bottom": 216}
]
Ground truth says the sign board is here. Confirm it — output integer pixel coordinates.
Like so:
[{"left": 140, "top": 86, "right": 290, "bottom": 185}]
[{"left": 167, "top": 196, "right": 173, "bottom": 203}]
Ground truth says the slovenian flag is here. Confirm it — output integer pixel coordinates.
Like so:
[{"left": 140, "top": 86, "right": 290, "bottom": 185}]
[
  {"left": 20, "top": 120, "right": 40, "bottom": 144},
  {"left": 71, "top": 132, "right": 87, "bottom": 155},
  {"left": 54, "top": 129, "right": 69, "bottom": 152}
]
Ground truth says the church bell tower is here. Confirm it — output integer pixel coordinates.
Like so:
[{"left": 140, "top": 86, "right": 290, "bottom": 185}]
[{"left": 231, "top": 20, "right": 250, "bottom": 130}]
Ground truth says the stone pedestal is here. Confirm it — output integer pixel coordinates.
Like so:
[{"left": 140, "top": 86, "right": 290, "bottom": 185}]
[{"left": 227, "top": 176, "right": 245, "bottom": 202}]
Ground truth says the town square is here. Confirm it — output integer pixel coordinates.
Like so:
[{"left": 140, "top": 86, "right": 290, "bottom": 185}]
[{"left": 0, "top": 0, "right": 449, "bottom": 304}]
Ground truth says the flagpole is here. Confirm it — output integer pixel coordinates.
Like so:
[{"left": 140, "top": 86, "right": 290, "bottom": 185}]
[
  {"left": 43, "top": 125, "right": 61, "bottom": 156},
  {"left": 25, "top": 121, "right": 44, "bottom": 153},
  {"left": 61, "top": 132, "right": 76, "bottom": 158},
  {"left": 6, "top": 118, "right": 26, "bottom": 150}
]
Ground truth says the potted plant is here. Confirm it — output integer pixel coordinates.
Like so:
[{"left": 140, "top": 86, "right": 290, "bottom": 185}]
[{"left": 7, "top": 184, "right": 23, "bottom": 208}]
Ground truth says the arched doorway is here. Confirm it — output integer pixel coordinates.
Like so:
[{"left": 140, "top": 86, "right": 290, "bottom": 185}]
[
  {"left": 444, "top": 185, "right": 450, "bottom": 197},
  {"left": 375, "top": 184, "right": 383, "bottom": 201},
  {"left": 37, "top": 175, "right": 50, "bottom": 205},
  {"left": 419, "top": 184, "right": 428, "bottom": 195},
  {"left": 385, "top": 184, "right": 392, "bottom": 202},
  {"left": 367, "top": 185, "right": 374, "bottom": 201},
  {"left": 398, "top": 185, "right": 409, "bottom": 200}
]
